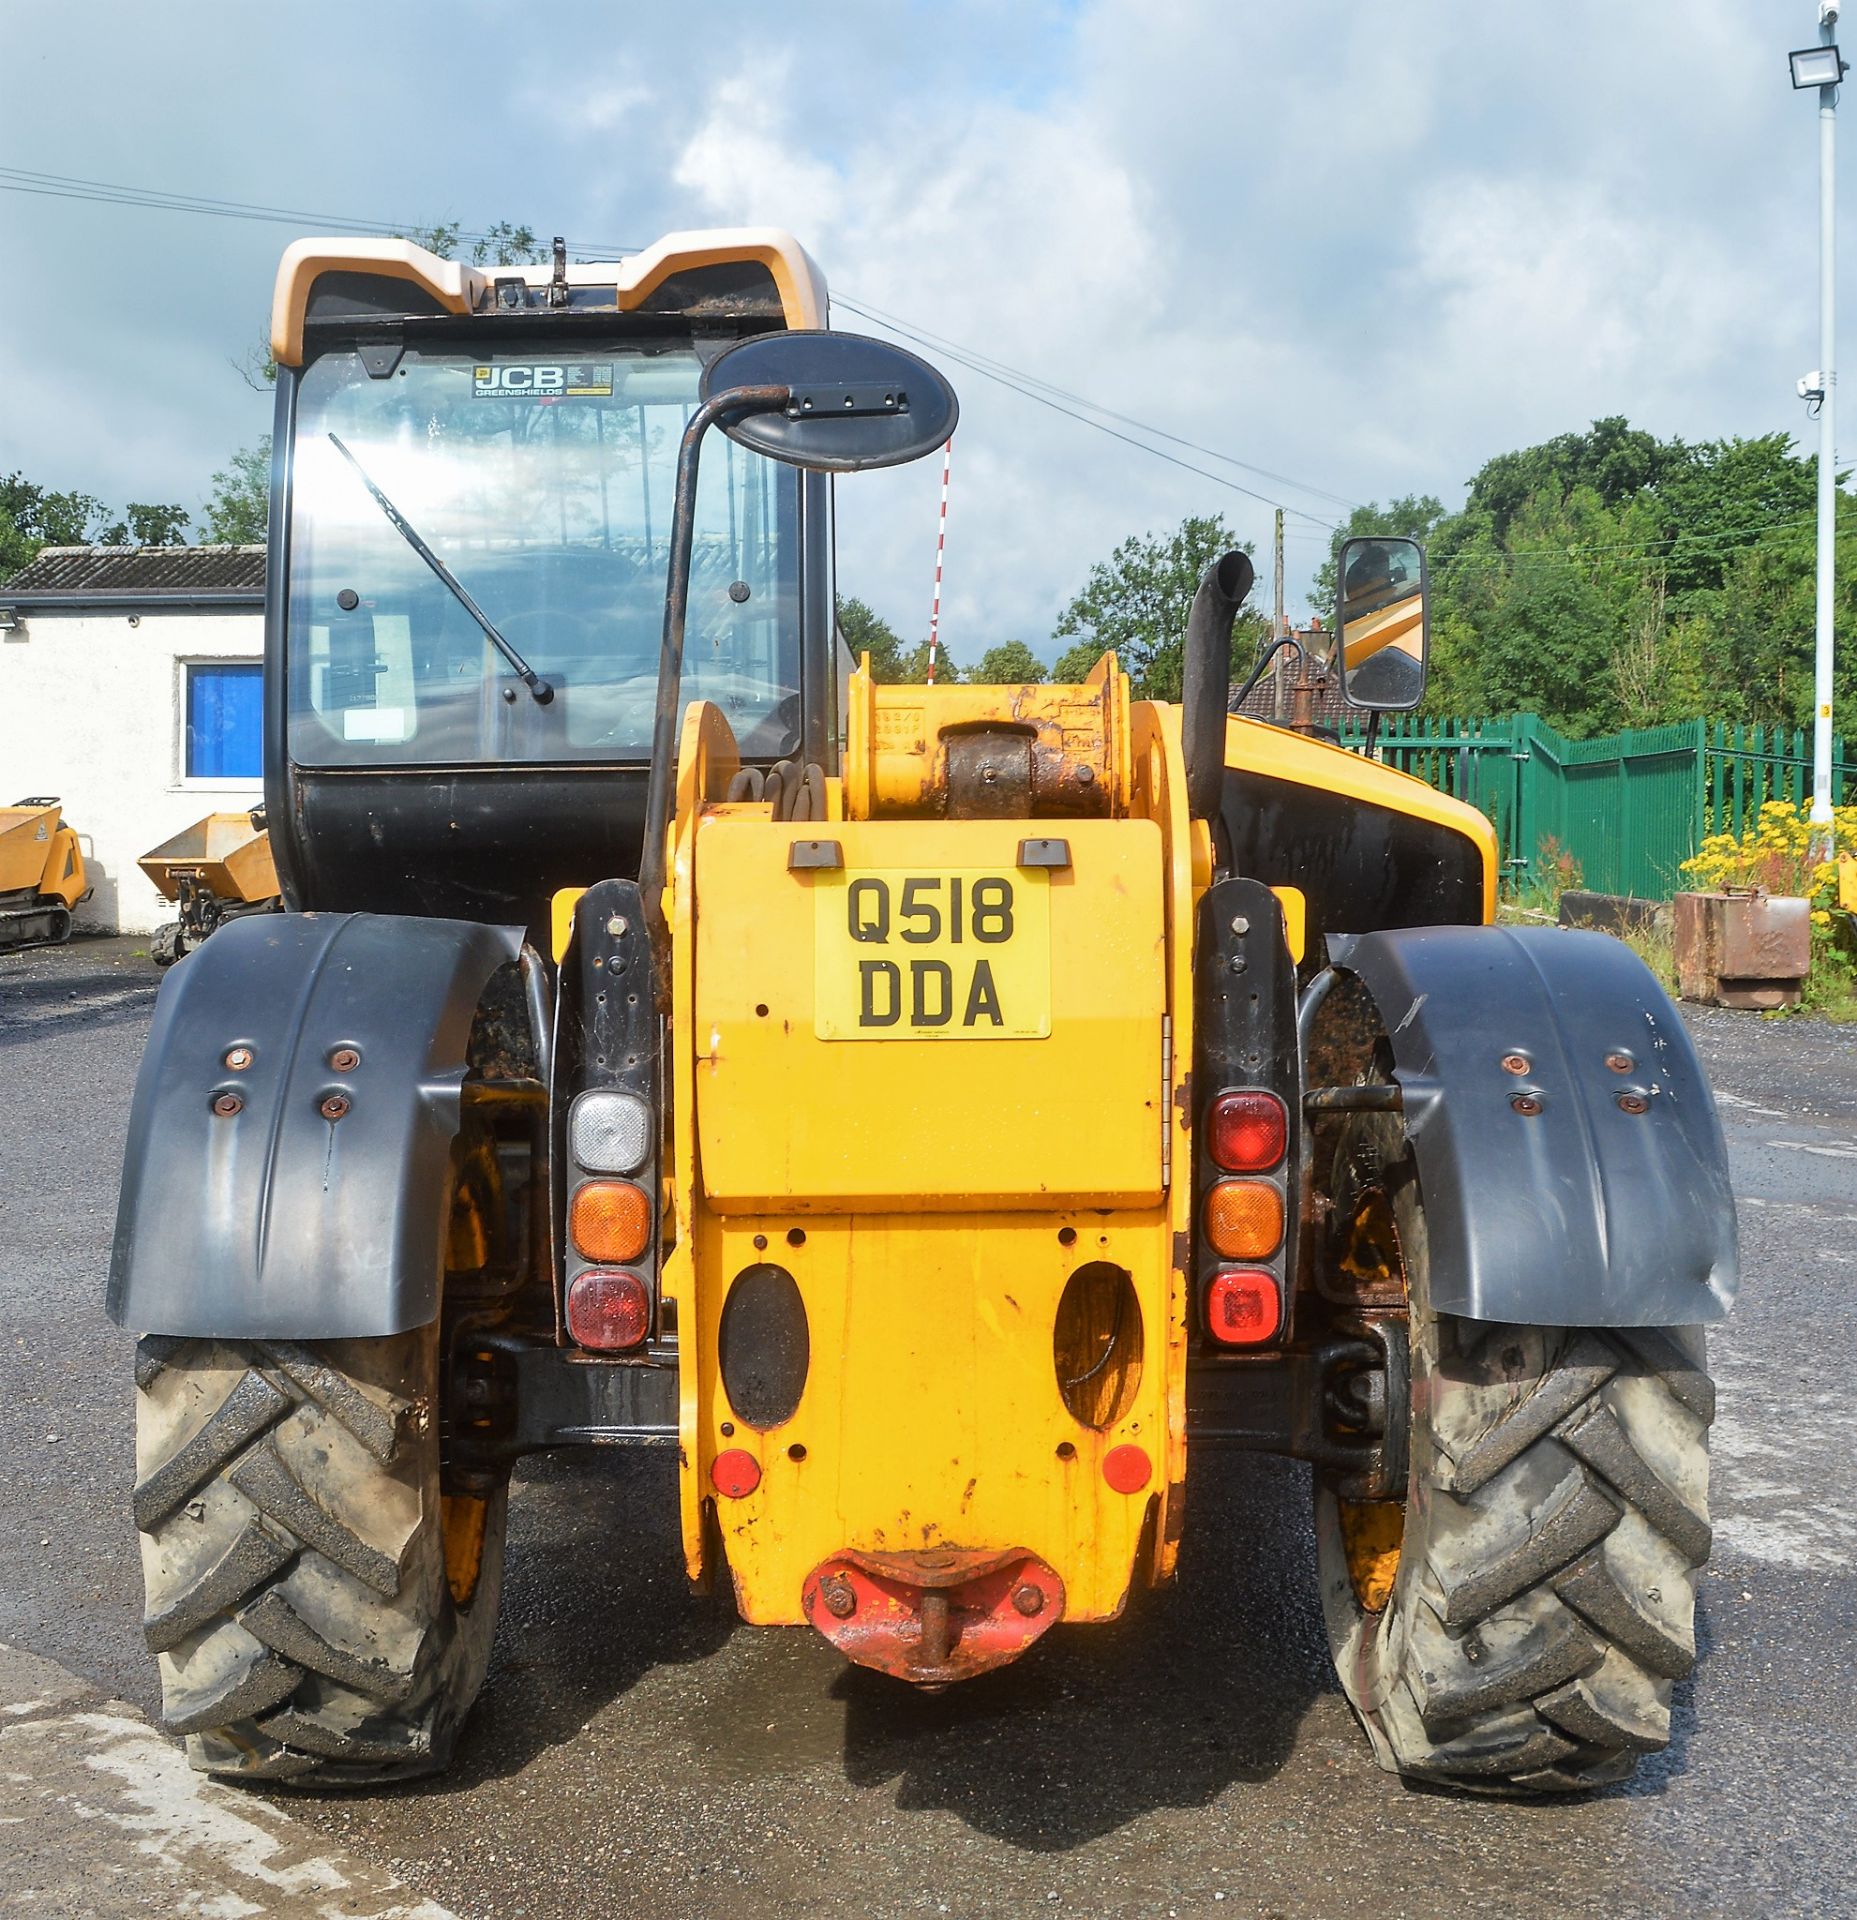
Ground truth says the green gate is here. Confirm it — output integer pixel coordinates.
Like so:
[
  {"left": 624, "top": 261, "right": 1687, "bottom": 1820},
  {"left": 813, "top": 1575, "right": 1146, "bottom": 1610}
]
[{"left": 1336, "top": 713, "right": 1850, "bottom": 899}]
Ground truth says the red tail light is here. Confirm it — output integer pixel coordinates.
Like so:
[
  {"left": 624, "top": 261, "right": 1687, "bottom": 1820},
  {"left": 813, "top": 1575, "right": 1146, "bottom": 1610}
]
[
  {"left": 1206, "top": 1268, "right": 1282, "bottom": 1346},
  {"left": 1208, "top": 1090, "right": 1287, "bottom": 1171},
  {"left": 566, "top": 1270, "right": 651, "bottom": 1351}
]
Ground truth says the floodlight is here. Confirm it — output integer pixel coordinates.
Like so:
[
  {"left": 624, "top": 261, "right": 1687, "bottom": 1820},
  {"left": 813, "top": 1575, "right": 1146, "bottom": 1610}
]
[{"left": 1791, "top": 43, "right": 1847, "bottom": 88}]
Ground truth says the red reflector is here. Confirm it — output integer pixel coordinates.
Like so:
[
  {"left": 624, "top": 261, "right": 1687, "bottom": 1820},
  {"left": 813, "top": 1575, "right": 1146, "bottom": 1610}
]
[
  {"left": 711, "top": 1447, "right": 762, "bottom": 1499},
  {"left": 1102, "top": 1443, "right": 1152, "bottom": 1494},
  {"left": 1206, "top": 1268, "right": 1283, "bottom": 1347},
  {"left": 1208, "top": 1090, "right": 1287, "bottom": 1172},
  {"left": 565, "top": 1270, "right": 651, "bottom": 1351}
]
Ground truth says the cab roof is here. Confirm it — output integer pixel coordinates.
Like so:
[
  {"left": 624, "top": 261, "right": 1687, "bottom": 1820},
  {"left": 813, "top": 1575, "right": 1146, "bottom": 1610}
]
[{"left": 270, "top": 227, "right": 828, "bottom": 367}]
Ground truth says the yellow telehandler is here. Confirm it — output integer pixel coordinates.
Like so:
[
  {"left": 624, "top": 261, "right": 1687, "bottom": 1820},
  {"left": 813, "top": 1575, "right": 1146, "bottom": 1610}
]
[{"left": 109, "top": 230, "right": 1734, "bottom": 1795}]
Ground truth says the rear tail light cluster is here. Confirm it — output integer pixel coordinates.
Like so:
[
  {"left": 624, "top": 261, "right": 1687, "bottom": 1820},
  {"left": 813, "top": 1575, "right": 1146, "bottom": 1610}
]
[
  {"left": 1199, "top": 1088, "right": 1289, "bottom": 1347},
  {"left": 566, "top": 1093, "right": 659, "bottom": 1351},
  {"left": 560, "top": 882, "right": 662, "bottom": 1355}
]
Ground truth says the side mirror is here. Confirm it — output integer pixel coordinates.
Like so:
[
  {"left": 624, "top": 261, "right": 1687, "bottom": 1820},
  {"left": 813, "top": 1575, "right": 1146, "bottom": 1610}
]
[
  {"left": 1336, "top": 536, "right": 1428, "bottom": 711},
  {"left": 638, "top": 330, "right": 959, "bottom": 998},
  {"left": 701, "top": 330, "right": 958, "bottom": 472}
]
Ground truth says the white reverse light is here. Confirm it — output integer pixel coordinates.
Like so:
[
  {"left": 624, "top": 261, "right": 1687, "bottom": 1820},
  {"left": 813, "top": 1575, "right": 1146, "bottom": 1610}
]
[{"left": 570, "top": 1091, "right": 652, "bottom": 1175}]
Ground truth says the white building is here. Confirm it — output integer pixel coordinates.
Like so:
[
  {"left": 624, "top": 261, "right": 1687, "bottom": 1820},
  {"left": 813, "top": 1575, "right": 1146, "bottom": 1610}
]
[{"left": 0, "top": 546, "right": 266, "bottom": 934}]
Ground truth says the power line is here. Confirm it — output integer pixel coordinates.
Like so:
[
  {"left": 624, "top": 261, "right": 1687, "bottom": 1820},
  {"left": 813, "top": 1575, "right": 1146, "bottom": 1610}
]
[
  {"left": 0, "top": 165, "right": 1345, "bottom": 529},
  {"left": 834, "top": 293, "right": 1360, "bottom": 515},
  {"left": 839, "top": 309, "right": 1337, "bottom": 527}
]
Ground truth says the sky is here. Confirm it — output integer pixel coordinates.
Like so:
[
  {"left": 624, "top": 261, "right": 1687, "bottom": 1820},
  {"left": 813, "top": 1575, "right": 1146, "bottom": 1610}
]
[{"left": 1, "top": 0, "right": 1844, "bottom": 656}]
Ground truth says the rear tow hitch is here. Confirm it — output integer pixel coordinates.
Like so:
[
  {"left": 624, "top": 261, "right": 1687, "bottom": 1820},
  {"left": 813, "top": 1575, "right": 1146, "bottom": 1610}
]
[{"left": 802, "top": 1547, "right": 1064, "bottom": 1686}]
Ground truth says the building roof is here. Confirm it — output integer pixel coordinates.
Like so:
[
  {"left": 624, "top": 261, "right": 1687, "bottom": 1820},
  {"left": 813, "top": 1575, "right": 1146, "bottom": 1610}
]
[
  {"left": 1234, "top": 629, "right": 1351, "bottom": 731},
  {"left": 0, "top": 545, "right": 265, "bottom": 607}
]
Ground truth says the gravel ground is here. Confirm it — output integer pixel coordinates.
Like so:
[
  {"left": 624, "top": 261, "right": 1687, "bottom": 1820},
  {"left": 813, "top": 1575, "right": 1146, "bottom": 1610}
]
[{"left": 1, "top": 935, "right": 1852, "bottom": 1919}]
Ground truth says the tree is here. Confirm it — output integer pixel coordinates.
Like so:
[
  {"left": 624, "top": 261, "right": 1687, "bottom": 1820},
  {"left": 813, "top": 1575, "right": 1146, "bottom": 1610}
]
[
  {"left": 1311, "top": 494, "right": 1450, "bottom": 611},
  {"left": 0, "top": 471, "right": 190, "bottom": 576},
  {"left": 1051, "top": 636, "right": 1109, "bottom": 682},
  {"left": 97, "top": 503, "right": 191, "bottom": 547},
  {"left": 974, "top": 640, "right": 1044, "bottom": 683},
  {"left": 1308, "top": 422, "right": 1840, "bottom": 734},
  {"left": 838, "top": 596, "right": 907, "bottom": 677},
  {"left": 202, "top": 441, "right": 270, "bottom": 544},
  {"left": 1462, "top": 416, "right": 1671, "bottom": 544},
  {"left": 836, "top": 596, "right": 962, "bottom": 683},
  {"left": 1052, "top": 514, "right": 1265, "bottom": 699},
  {"left": 898, "top": 638, "right": 962, "bottom": 683},
  {"left": 399, "top": 220, "right": 545, "bottom": 267},
  {"left": 0, "top": 473, "right": 102, "bottom": 574}
]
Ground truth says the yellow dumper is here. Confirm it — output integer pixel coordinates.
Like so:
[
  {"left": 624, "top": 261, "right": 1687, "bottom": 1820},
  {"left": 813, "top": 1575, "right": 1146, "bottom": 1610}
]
[
  {"left": 0, "top": 797, "right": 88, "bottom": 950},
  {"left": 138, "top": 811, "right": 281, "bottom": 965}
]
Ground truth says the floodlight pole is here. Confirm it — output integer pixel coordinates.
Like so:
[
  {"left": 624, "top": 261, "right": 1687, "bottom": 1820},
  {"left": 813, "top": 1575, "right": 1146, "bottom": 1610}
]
[{"left": 1812, "top": 10, "right": 1840, "bottom": 841}]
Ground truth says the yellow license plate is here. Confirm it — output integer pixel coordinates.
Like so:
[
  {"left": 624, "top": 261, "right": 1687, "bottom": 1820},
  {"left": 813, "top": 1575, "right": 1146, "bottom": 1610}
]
[{"left": 813, "top": 867, "right": 1050, "bottom": 1040}]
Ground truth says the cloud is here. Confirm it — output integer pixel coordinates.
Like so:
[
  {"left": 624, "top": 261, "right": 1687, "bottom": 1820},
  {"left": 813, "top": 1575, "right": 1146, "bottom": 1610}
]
[{"left": 0, "top": 0, "right": 1836, "bottom": 645}]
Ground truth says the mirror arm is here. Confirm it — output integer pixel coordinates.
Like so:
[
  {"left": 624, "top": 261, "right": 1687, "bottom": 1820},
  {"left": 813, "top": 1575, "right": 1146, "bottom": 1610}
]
[{"left": 638, "top": 382, "right": 792, "bottom": 1007}]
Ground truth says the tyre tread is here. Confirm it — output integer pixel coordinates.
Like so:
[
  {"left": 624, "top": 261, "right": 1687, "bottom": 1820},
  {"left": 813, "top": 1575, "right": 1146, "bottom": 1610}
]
[
  {"left": 136, "top": 1333, "right": 502, "bottom": 1785},
  {"left": 227, "top": 1442, "right": 404, "bottom": 1596}
]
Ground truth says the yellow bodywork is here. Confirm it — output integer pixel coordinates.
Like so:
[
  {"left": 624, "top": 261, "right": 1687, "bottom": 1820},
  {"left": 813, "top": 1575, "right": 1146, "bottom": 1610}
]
[
  {"left": 655, "top": 667, "right": 1201, "bottom": 1625},
  {"left": 0, "top": 800, "right": 85, "bottom": 907},
  {"left": 555, "top": 658, "right": 1493, "bottom": 1645}
]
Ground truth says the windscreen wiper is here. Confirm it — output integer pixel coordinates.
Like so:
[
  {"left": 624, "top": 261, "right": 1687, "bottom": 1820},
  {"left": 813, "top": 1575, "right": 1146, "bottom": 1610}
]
[{"left": 327, "top": 432, "right": 554, "bottom": 705}]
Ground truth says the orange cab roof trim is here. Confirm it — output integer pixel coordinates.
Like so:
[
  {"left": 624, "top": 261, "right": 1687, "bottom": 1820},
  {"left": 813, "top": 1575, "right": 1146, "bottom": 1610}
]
[{"left": 270, "top": 227, "right": 830, "bottom": 367}]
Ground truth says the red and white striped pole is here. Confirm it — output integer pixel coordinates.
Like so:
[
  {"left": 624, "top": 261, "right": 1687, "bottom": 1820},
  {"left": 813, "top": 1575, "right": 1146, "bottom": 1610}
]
[{"left": 925, "top": 436, "right": 952, "bottom": 684}]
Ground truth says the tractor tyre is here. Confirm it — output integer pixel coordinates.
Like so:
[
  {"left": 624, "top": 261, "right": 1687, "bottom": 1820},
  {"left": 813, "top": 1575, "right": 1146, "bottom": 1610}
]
[
  {"left": 1313, "top": 1107, "right": 1714, "bottom": 1794},
  {"left": 151, "top": 922, "right": 184, "bottom": 967},
  {"left": 132, "top": 1324, "right": 505, "bottom": 1783}
]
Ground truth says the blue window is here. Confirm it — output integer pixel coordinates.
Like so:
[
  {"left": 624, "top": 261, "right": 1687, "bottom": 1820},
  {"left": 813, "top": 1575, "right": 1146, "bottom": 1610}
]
[{"left": 185, "top": 663, "right": 263, "bottom": 778}]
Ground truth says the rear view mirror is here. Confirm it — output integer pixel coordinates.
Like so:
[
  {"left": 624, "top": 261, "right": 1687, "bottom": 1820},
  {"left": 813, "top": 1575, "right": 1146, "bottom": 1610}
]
[
  {"left": 1336, "top": 536, "right": 1428, "bottom": 711},
  {"left": 701, "top": 330, "right": 958, "bottom": 473}
]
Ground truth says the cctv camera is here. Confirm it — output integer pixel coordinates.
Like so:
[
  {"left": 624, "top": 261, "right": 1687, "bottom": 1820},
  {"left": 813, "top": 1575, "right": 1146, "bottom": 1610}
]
[
  {"left": 1800, "top": 371, "right": 1828, "bottom": 402},
  {"left": 1822, "top": 1, "right": 1840, "bottom": 26}
]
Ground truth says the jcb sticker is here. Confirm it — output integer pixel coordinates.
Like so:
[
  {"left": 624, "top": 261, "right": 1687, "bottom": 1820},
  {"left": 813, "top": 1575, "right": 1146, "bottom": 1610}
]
[
  {"left": 812, "top": 868, "right": 1050, "bottom": 1040},
  {"left": 473, "top": 362, "right": 614, "bottom": 398}
]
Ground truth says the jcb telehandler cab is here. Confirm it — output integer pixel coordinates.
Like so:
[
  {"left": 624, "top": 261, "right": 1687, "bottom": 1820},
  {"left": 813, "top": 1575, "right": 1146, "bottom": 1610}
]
[{"left": 110, "top": 230, "right": 1735, "bottom": 1795}]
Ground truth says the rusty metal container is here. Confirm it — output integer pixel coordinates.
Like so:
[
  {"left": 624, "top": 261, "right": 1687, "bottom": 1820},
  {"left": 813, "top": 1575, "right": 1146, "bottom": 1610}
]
[{"left": 1673, "top": 889, "right": 1811, "bottom": 1008}]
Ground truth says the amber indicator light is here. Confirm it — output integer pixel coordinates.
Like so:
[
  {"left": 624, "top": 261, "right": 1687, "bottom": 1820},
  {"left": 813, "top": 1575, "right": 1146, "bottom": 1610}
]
[
  {"left": 1203, "top": 1179, "right": 1285, "bottom": 1261},
  {"left": 570, "top": 1180, "right": 653, "bottom": 1264}
]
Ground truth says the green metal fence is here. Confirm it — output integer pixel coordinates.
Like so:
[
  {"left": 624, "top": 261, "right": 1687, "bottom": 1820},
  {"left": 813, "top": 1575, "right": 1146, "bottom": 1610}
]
[
  {"left": 1706, "top": 720, "right": 1852, "bottom": 835},
  {"left": 1335, "top": 713, "right": 1852, "bottom": 900}
]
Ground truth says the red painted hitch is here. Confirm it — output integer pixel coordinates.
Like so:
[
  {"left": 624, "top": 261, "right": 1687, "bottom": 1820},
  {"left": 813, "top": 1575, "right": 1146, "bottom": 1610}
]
[{"left": 802, "top": 1547, "right": 1065, "bottom": 1686}]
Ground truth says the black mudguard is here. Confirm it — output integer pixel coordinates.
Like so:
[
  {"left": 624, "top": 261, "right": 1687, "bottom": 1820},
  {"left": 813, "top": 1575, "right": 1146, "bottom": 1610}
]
[
  {"left": 1335, "top": 924, "right": 1737, "bottom": 1327},
  {"left": 107, "top": 911, "right": 519, "bottom": 1339}
]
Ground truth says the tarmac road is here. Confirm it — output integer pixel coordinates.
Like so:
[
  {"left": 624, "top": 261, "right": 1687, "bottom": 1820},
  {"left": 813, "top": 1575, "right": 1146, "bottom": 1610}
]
[{"left": 1, "top": 935, "right": 1853, "bottom": 1919}]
